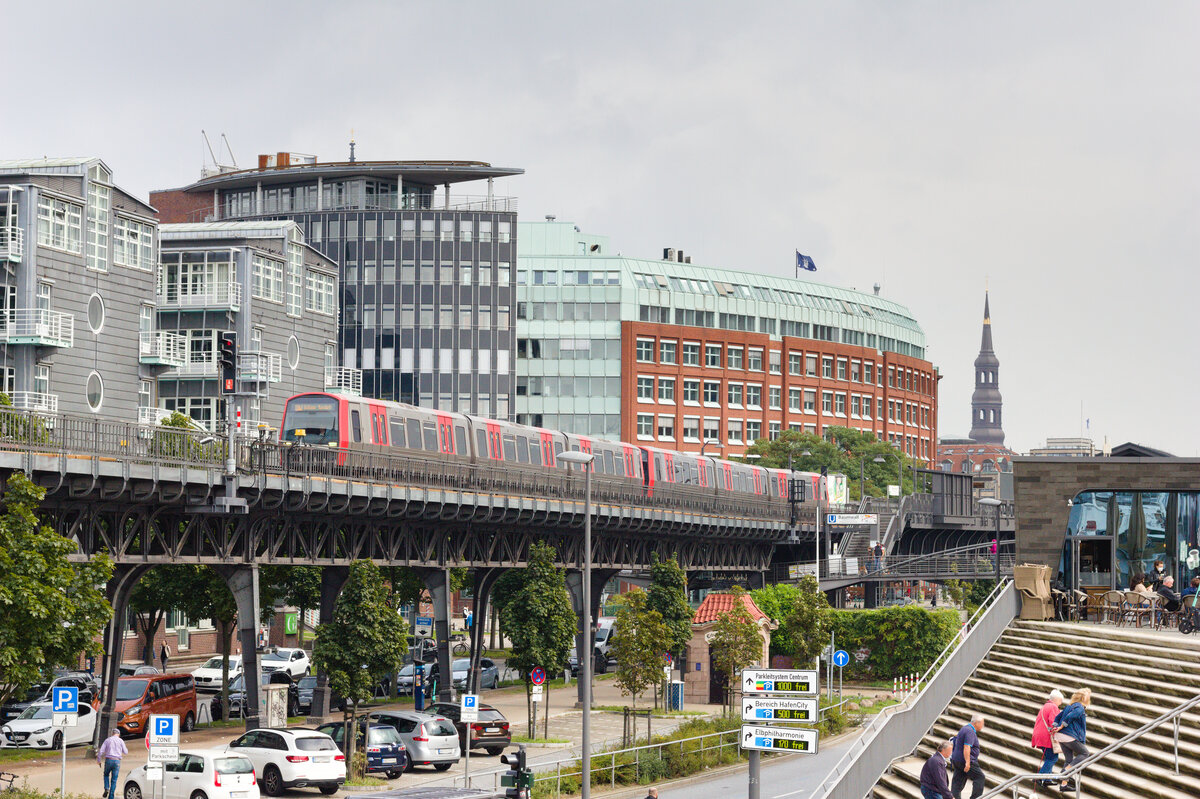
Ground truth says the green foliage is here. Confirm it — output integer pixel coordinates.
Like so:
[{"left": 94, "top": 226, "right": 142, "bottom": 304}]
[
  {"left": 824, "top": 605, "right": 959, "bottom": 680},
  {"left": 942, "top": 579, "right": 995, "bottom": 614},
  {"left": 646, "top": 554, "right": 693, "bottom": 657},
  {"left": 750, "top": 582, "right": 802, "bottom": 656},
  {"left": 707, "top": 588, "right": 765, "bottom": 711},
  {"left": 129, "top": 566, "right": 207, "bottom": 662},
  {"left": 610, "top": 588, "right": 669, "bottom": 706},
  {"left": 0, "top": 393, "right": 51, "bottom": 444},
  {"left": 743, "top": 426, "right": 916, "bottom": 500},
  {"left": 0, "top": 473, "right": 113, "bottom": 706},
  {"left": 150, "top": 411, "right": 223, "bottom": 461},
  {"left": 779, "top": 574, "right": 831, "bottom": 664}
]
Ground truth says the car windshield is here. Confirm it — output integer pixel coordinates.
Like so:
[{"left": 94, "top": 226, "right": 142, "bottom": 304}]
[
  {"left": 24, "top": 684, "right": 48, "bottom": 701},
  {"left": 478, "top": 710, "right": 505, "bottom": 722},
  {"left": 368, "top": 726, "right": 402, "bottom": 744},
  {"left": 423, "top": 719, "right": 457, "bottom": 737},
  {"left": 228, "top": 676, "right": 244, "bottom": 692},
  {"left": 398, "top": 665, "right": 414, "bottom": 677},
  {"left": 201, "top": 658, "right": 224, "bottom": 669},
  {"left": 298, "top": 676, "right": 317, "bottom": 690},
  {"left": 17, "top": 705, "right": 52, "bottom": 720},
  {"left": 595, "top": 628, "right": 610, "bottom": 643},
  {"left": 215, "top": 757, "right": 254, "bottom": 774},
  {"left": 295, "top": 736, "right": 337, "bottom": 751},
  {"left": 451, "top": 659, "right": 471, "bottom": 670},
  {"left": 116, "top": 680, "right": 148, "bottom": 701},
  {"left": 262, "top": 651, "right": 289, "bottom": 662}
]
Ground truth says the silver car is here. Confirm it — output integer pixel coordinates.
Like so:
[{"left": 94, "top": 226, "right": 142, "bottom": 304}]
[
  {"left": 451, "top": 658, "right": 500, "bottom": 690},
  {"left": 367, "top": 710, "right": 460, "bottom": 771}
]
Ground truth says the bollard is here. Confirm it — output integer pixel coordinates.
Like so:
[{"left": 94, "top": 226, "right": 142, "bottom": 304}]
[{"left": 892, "top": 677, "right": 897, "bottom": 698}]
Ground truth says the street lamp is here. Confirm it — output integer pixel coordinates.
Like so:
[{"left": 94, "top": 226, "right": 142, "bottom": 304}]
[
  {"left": 558, "top": 450, "right": 595, "bottom": 799},
  {"left": 699, "top": 439, "right": 723, "bottom": 459},
  {"left": 979, "top": 497, "right": 1003, "bottom": 583}
]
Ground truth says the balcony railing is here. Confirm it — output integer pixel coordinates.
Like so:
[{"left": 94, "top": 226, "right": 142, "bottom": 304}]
[
  {"left": 0, "top": 309, "right": 74, "bottom": 348},
  {"left": 240, "top": 351, "right": 282, "bottom": 383},
  {"left": 0, "top": 226, "right": 23, "bottom": 262},
  {"left": 324, "top": 367, "right": 362, "bottom": 396},
  {"left": 137, "top": 406, "right": 172, "bottom": 426},
  {"left": 184, "top": 194, "right": 517, "bottom": 223},
  {"left": 157, "top": 280, "right": 242, "bottom": 310},
  {"left": 10, "top": 391, "right": 58, "bottom": 414},
  {"left": 164, "top": 353, "right": 217, "bottom": 378},
  {"left": 138, "top": 331, "right": 187, "bottom": 367}
]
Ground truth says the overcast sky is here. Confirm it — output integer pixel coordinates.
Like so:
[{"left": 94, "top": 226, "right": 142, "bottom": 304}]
[{"left": 7, "top": 2, "right": 1197, "bottom": 454}]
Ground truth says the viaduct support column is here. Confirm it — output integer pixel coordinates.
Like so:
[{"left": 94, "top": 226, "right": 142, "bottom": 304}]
[
  {"left": 96, "top": 564, "right": 151, "bottom": 748},
  {"left": 565, "top": 569, "right": 618, "bottom": 708},
  {"left": 467, "top": 568, "right": 504, "bottom": 694},
  {"left": 420, "top": 569, "right": 454, "bottom": 703},
  {"left": 215, "top": 565, "right": 262, "bottom": 731},
  {"left": 308, "top": 566, "right": 349, "bottom": 721}
]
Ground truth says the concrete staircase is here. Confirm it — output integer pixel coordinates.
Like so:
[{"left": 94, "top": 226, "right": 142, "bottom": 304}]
[{"left": 874, "top": 620, "right": 1200, "bottom": 798}]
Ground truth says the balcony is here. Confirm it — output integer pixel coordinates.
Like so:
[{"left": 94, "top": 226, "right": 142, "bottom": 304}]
[
  {"left": 0, "top": 309, "right": 74, "bottom": 348},
  {"left": 164, "top": 353, "right": 217, "bottom": 378},
  {"left": 0, "top": 226, "right": 22, "bottom": 262},
  {"left": 137, "top": 406, "right": 172, "bottom": 426},
  {"left": 139, "top": 331, "right": 187, "bottom": 367},
  {"left": 10, "top": 391, "right": 58, "bottom": 414},
  {"left": 240, "top": 351, "right": 282, "bottom": 383},
  {"left": 324, "top": 366, "right": 362, "bottom": 396},
  {"left": 157, "top": 280, "right": 242, "bottom": 311}
]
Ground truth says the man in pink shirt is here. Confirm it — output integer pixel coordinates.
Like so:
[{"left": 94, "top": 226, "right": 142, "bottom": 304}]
[{"left": 97, "top": 727, "right": 128, "bottom": 798}]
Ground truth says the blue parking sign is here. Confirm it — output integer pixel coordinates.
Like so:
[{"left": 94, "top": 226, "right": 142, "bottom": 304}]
[
  {"left": 463, "top": 695, "right": 477, "bottom": 710},
  {"left": 52, "top": 687, "right": 78, "bottom": 713},
  {"left": 149, "top": 714, "right": 179, "bottom": 745}
]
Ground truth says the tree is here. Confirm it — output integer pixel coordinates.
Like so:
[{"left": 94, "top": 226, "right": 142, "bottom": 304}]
[
  {"left": 313, "top": 560, "right": 405, "bottom": 774},
  {"left": 0, "top": 473, "right": 113, "bottom": 706},
  {"left": 743, "top": 427, "right": 919, "bottom": 500},
  {"left": 750, "top": 582, "right": 803, "bottom": 656},
  {"left": 263, "top": 566, "right": 322, "bottom": 646},
  {"left": 780, "top": 574, "right": 831, "bottom": 666},
  {"left": 500, "top": 541, "right": 576, "bottom": 737},
  {"left": 128, "top": 566, "right": 196, "bottom": 664},
  {"left": 707, "top": 588, "right": 765, "bottom": 713},
  {"left": 610, "top": 589, "right": 669, "bottom": 707},
  {"left": 646, "top": 555, "right": 692, "bottom": 658}
]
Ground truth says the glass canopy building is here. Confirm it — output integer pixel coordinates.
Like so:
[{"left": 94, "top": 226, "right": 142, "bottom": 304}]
[{"left": 516, "top": 221, "right": 939, "bottom": 460}]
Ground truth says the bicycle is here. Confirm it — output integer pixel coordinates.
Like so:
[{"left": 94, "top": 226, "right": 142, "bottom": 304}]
[{"left": 451, "top": 641, "right": 470, "bottom": 657}]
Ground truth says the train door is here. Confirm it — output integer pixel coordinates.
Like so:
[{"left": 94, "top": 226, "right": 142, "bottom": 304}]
[
  {"left": 435, "top": 413, "right": 455, "bottom": 455},
  {"left": 720, "top": 463, "right": 733, "bottom": 491},
  {"left": 540, "top": 432, "right": 557, "bottom": 467},
  {"left": 368, "top": 402, "right": 389, "bottom": 446},
  {"left": 751, "top": 467, "right": 763, "bottom": 495},
  {"left": 485, "top": 422, "right": 503, "bottom": 460}
]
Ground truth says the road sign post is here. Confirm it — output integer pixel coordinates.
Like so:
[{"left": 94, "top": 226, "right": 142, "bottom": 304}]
[
  {"left": 740, "top": 669, "right": 819, "bottom": 695},
  {"left": 739, "top": 669, "right": 819, "bottom": 799},
  {"left": 415, "top": 616, "right": 434, "bottom": 638},
  {"left": 462, "top": 694, "right": 479, "bottom": 788},
  {"left": 832, "top": 649, "right": 849, "bottom": 702},
  {"left": 741, "top": 725, "right": 820, "bottom": 753},
  {"left": 148, "top": 712, "right": 179, "bottom": 790},
  {"left": 52, "top": 686, "right": 78, "bottom": 797},
  {"left": 741, "top": 697, "right": 818, "bottom": 723}
]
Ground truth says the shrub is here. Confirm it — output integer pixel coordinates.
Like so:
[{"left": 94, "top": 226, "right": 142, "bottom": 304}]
[{"left": 824, "top": 605, "right": 959, "bottom": 680}]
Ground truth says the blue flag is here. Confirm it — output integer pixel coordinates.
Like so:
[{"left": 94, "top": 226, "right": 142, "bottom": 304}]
[{"left": 796, "top": 251, "right": 817, "bottom": 272}]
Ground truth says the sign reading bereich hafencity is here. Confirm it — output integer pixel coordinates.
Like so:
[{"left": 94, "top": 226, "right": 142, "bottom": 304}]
[{"left": 741, "top": 696, "right": 818, "bottom": 723}]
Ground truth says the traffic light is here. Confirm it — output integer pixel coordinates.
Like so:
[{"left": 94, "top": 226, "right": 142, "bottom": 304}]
[
  {"left": 218, "top": 331, "right": 237, "bottom": 395},
  {"left": 500, "top": 745, "right": 531, "bottom": 798}
]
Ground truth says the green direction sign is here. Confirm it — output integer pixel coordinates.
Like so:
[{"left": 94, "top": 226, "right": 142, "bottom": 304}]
[
  {"left": 284, "top": 612, "right": 298, "bottom": 635},
  {"left": 741, "top": 697, "right": 818, "bottom": 723},
  {"left": 740, "top": 725, "right": 819, "bottom": 754}
]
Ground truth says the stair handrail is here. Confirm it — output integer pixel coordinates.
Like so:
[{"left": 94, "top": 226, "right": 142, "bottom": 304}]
[
  {"left": 809, "top": 578, "right": 1017, "bottom": 799},
  {"left": 977, "top": 688, "right": 1200, "bottom": 798},
  {"left": 880, "top": 493, "right": 912, "bottom": 551}
]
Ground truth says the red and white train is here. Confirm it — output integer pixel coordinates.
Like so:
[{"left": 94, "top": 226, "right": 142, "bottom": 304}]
[{"left": 280, "top": 392, "right": 831, "bottom": 503}]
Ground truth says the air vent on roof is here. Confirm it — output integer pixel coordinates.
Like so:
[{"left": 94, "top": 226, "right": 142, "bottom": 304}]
[
  {"left": 663, "top": 247, "right": 676, "bottom": 261},
  {"left": 684, "top": 256, "right": 691, "bottom": 263}
]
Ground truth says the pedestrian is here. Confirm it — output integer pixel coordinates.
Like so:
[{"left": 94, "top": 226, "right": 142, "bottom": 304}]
[
  {"left": 1030, "top": 689, "right": 1064, "bottom": 786},
  {"left": 1148, "top": 560, "right": 1167, "bottom": 590},
  {"left": 919, "top": 739, "right": 954, "bottom": 799},
  {"left": 97, "top": 727, "right": 128, "bottom": 799},
  {"left": 645, "top": 788, "right": 658, "bottom": 799},
  {"left": 159, "top": 642, "right": 171, "bottom": 672},
  {"left": 1052, "top": 688, "right": 1092, "bottom": 792},
  {"left": 949, "top": 714, "right": 986, "bottom": 799}
]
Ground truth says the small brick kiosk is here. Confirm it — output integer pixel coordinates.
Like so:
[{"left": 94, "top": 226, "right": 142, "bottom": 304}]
[{"left": 684, "top": 592, "right": 777, "bottom": 705}]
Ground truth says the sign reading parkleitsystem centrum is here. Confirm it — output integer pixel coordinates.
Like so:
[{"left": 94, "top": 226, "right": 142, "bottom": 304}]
[
  {"left": 740, "top": 725, "right": 820, "bottom": 753},
  {"left": 740, "top": 669, "right": 818, "bottom": 696},
  {"left": 741, "top": 696, "right": 818, "bottom": 723}
]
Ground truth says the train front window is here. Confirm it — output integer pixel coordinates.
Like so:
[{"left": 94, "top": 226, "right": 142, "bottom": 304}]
[{"left": 283, "top": 397, "right": 339, "bottom": 445}]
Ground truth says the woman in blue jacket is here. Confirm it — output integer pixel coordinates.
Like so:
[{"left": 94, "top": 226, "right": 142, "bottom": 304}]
[{"left": 1052, "top": 687, "right": 1092, "bottom": 792}]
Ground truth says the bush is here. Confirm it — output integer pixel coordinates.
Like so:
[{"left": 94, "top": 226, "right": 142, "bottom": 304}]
[{"left": 825, "top": 605, "right": 959, "bottom": 680}]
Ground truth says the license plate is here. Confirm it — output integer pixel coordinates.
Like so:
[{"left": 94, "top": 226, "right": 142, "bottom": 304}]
[
  {"left": 231, "top": 793, "right": 248, "bottom": 799},
  {"left": 382, "top": 758, "right": 396, "bottom": 764},
  {"left": 314, "top": 755, "right": 330, "bottom": 763},
  {"left": 486, "top": 727, "right": 499, "bottom": 733},
  {"left": 438, "top": 748, "right": 454, "bottom": 754}
]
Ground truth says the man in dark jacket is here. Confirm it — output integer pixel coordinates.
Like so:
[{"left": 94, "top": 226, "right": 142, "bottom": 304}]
[
  {"left": 919, "top": 740, "right": 953, "bottom": 799},
  {"left": 1158, "top": 575, "right": 1183, "bottom": 612},
  {"left": 950, "top": 715, "right": 986, "bottom": 798}
]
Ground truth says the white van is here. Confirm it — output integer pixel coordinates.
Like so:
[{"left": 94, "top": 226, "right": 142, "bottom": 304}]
[{"left": 593, "top": 617, "right": 617, "bottom": 674}]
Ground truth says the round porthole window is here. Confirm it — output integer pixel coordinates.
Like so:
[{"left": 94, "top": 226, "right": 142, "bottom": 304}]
[
  {"left": 287, "top": 336, "right": 300, "bottom": 370},
  {"left": 86, "top": 371, "right": 104, "bottom": 411},
  {"left": 87, "top": 293, "right": 105, "bottom": 334}
]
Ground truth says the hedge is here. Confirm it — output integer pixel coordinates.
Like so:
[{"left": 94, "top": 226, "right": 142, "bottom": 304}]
[{"left": 824, "top": 606, "right": 959, "bottom": 680}]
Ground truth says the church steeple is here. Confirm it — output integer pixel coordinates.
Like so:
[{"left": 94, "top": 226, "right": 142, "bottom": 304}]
[{"left": 969, "top": 291, "right": 1005, "bottom": 445}]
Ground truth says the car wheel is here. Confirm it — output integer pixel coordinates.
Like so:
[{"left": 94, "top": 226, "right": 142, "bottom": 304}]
[
  {"left": 319, "top": 784, "right": 339, "bottom": 795},
  {"left": 434, "top": 763, "right": 452, "bottom": 772},
  {"left": 485, "top": 747, "right": 504, "bottom": 757},
  {"left": 190, "top": 791, "right": 209, "bottom": 799},
  {"left": 51, "top": 731, "right": 63, "bottom": 750},
  {"left": 305, "top": 666, "right": 311, "bottom": 676},
  {"left": 182, "top": 712, "right": 195, "bottom": 732},
  {"left": 386, "top": 770, "right": 402, "bottom": 779},
  {"left": 123, "top": 782, "right": 143, "bottom": 799},
  {"left": 261, "top": 765, "right": 283, "bottom": 797},
  {"left": 289, "top": 697, "right": 300, "bottom": 718}
]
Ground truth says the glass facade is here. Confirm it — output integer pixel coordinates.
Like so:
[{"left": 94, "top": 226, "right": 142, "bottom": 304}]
[{"left": 1065, "top": 490, "right": 1200, "bottom": 590}]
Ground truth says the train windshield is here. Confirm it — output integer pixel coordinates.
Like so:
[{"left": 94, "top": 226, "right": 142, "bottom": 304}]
[{"left": 282, "top": 396, "right": 339, "bottom": 445}]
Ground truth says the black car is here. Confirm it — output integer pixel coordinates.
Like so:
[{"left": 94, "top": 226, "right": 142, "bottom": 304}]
[
  {"left": 211, "top": 671, "right": 299, "bottom": 720},
  {"left": 297, "top": 675, "right": 318, "bottom": 715},
  {"left": 1, "top": 674, "right": 98, "bottom": 724}
]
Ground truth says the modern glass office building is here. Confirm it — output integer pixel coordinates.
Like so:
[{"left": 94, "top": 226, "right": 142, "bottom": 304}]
[
  {"left": 516, "top": 221, "right": 939, "bottom": 460},
  {"left": 152, "top": 153, "right": 522, "bottom": 418}
]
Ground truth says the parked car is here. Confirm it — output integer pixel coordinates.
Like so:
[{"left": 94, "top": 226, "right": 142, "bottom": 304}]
[
  {"left": 260, "top": 647, "right": 310, "bottom": 679},
  {"left": 429, "top": 701, "right": 511, "bottom": 756},
  {"left": 118, "top": 664, "right": 160, "bottom": 678},
  {"left": 212, "top": 672, "right": 299, "bottom": 720},
  {"left": 366, "top": 710, "right": 460, "bottom": 771},
  {"left": 122, "top": 749, "right": 258, "bottom": 799},
  {"left": 191, "top": 655, "right": 243, "bottom": 691},
  {"left": 1, "top": 674, "right": 99, "bottom": 724},
  {"left": 297, "top": 675, "right": 318, "bottom": 715},
  {"left": 0, "top": 701, "right": 97, "bottom": 749},
  {"left": 114, "top": 674, "right": 197, "bottom": 737},
  {"left": 225, "top": 728, "right": 345, "bottom": 796},
  {"left": 449, "top": 658, "right": 500, "bottom": 690},
  {"left": 395, "top": 664, "right": 420, "bottom": 694},
  {"left": 316, "top": 721, "right": 408, "bottom": 779}
]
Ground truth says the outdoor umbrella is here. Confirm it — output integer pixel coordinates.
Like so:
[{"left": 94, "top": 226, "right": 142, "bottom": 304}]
[{"left": 1129, "top": 492, "right": 1147, "bottom": 579}]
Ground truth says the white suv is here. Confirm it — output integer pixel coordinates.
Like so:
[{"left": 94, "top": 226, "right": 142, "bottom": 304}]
[
  {"left": 259, "top": 648, "right": 310, "bottom": 679},
  {"left": 224, "top": 728, "right": 344, "bottom": 796}
]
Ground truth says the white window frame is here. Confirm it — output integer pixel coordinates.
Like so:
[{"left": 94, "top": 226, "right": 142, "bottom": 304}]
[{"left": 252, "top": 254, "right": 284, "bottom": 303}]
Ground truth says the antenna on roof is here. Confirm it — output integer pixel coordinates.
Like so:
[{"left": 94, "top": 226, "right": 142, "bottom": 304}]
[
  {"left": 221, "top": 134, "right": 238, "bottom": 168},
  {"left": 202, "top": 130, "right": 219, "bottom": 168},
  {"left": 200, "top": 131, "right": 240, "bottom": 178},
  {"left": 349, "top": 129, "right": 356, "bottom": 163}
]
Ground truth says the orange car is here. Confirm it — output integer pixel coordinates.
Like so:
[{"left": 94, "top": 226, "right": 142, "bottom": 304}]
[{"left": 113, "top": 674, "right": 197, "bottom": 736}]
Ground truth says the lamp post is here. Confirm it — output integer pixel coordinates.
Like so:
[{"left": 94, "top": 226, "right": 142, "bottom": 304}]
[
  {"left": 558, "top": 450, "right": 595, "bottom": 799},
  {"left": 979, "top": 497, "right": 1003, "bottom": 583},
  {"left": 699, "top": 439, "right": 723, "bottom": 459}
]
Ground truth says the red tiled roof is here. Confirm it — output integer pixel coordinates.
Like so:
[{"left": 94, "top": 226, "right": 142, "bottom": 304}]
[{"left": 692, "top": 592, "right": 769, "bottom": 625}]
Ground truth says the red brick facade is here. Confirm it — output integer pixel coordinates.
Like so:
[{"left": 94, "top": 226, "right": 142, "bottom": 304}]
[
  {"left": 149, "top": 188, "right": 212, "bottom": 224},
  {"left": 620, "top": 321, "right": 939, "bottom": 463}
]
